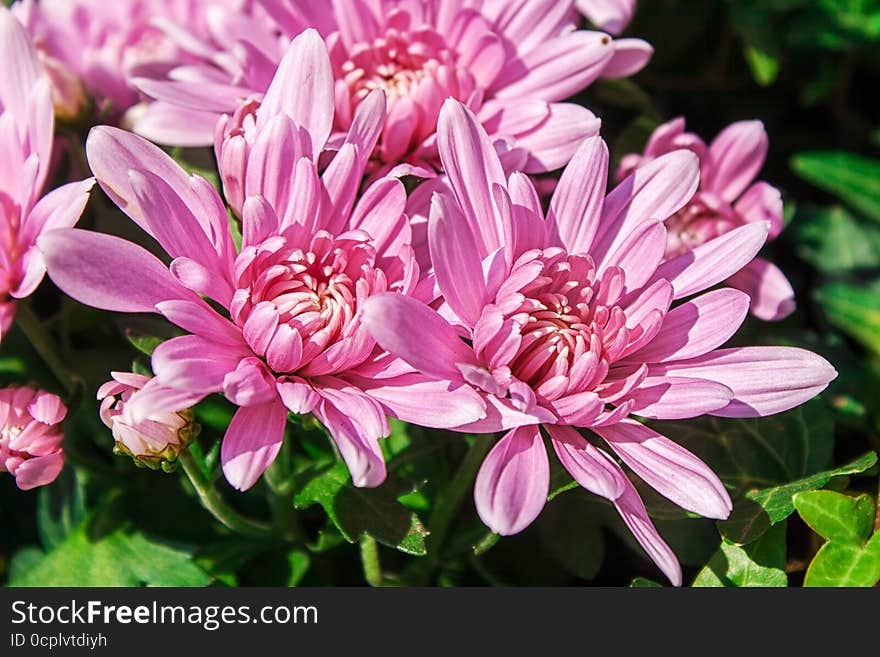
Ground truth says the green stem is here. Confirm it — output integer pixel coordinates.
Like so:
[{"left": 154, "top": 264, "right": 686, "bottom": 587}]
[
  {"left": 179, "top": 450, "right": 273, "bottom": 540},
  {"left": 359, "top": 535, "right": 384, "bottom": 587},
  {"left": 408, "top": 436, "right": 494, "bottom": 585},
  {"left": 15, "top": 304, "right": 78, "bottom": 396},
  {"left": 427, "top": 436, "right": 494, "bottom": 556},
  {"left": 264, "top": 450, "right": 302, "bottom": 543}
]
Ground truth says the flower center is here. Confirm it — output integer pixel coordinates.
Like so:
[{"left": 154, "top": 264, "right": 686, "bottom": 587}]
[
  {"left": 478, "top": 249, "right": 630, "bottom": 393},
  {"left": 340, "top": 28, "right": 448, "bottom": 106},
  {"left": 233, "top": 231, "right": 385, "bottom": 374},
  {"left": 664, "top": 194, "right": 739, "bottom": 258}
]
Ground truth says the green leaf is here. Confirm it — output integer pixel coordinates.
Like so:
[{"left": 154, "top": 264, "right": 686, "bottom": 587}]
[
  {"left": 630, "top": 577, "right": 662, "bottom": 588},
  {"left": 817, "top": 283, "right": 880, "bottom": 354},
  {"left": 730, "top": 6, "right": 781, "bottom": 86},
  {"left": 720, "top": 452, "right": 877, "bottom": 544},
  {"left": 692, "top": 522, "right": 788, "bottom": 587},
  {"left": 796, "top": 205, "right": 880, "bottom": 273},
  {"left": 286, "top": 549, "right": 311, "bottom": 586},
  {"left": 36, "top": 467, "right": 86, "bottom": 551},
  {"left": 793, "top": 490, "right": 874, "bottom": 543},
  {"left": 294, "top": 461, "right": 428, "bottom": 556},
  {"left": 791, "top": 152, "right": 880, "bottom": 223},
  {"left": 803, "top": 535, "right": 880, "bottom": 587},
  {"left": 665, "top": 398, "right": 835, "bottom": 495},
  {"left": 537, "top": 493, "right": 605, "bottom": 580},
  {"left": 10, "top": 523, "right": 211, "bottom": 586}
]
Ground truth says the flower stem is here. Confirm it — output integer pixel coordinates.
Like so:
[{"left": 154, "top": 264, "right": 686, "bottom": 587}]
[
  {"left": 409, "top": 435, "right": 494, "bottom": 585},
  {"left": 179, "top": 450, "right": 273, "bottom": 540},
  {"left": 359, "top": 535, "right": 384, "bottom": 587},
  {"left": 264, "top": 445, "right": 302, "bottom": 543},
  {"left": 16, "top": 304, "right": 78, "bottom": 396}
]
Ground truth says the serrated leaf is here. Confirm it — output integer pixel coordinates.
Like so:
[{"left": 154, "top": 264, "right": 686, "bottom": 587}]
[
  {"left": 791, "top": 151, "right": 880, "bottom": 223},
  {"left": 720, "top": 452, "right": 877, "bottom": 544},
  {"left": 294, "top": 461, "right": 428, "bottom": 556},
  {"left": 693, "top": 521, "right": 788, "bottom": 587},
  {"left": 793, "top": 490, "right": 874, "bottom": 543},
  {"left": 817, "top": 283, "right": 880, "bottom": 355}
]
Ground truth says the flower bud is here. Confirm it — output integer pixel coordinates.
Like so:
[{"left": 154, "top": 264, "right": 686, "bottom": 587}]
[
  {"left": 98, "top": 372, "right": 199, "bottom": 472},
  {"left": 0, "top": 386, "right": 66, "bottom": 490}
]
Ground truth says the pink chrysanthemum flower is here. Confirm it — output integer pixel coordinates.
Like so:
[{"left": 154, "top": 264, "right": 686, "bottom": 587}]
[
  {"left": 577, "top": 0, "right": 637, "bottom": 35},
  {"left": 11, "top": 0, "right": 247, "bottom": 121},
  {"left": 134, "top": 0, "right": 651, "bottom": 173},
  {"left": 98, "top": 372, "right": 201, "bottom": 469},
  {"left": 0, "top": 8, "right": 93, "bottom": 341},
  {"left": 40, "top": 31, "right": 484, "bottom": 492},
  {"left": 362, "top": 100, "right": 837, "bottom": 585},
  {"left": 0, "top": 386, "right": 66, "bottom": 490},
  {"left": 618, "top": 117, "right": 794, "bottom": 321}
]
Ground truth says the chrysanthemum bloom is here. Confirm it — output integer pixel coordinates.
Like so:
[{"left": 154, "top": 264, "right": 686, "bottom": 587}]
[
  {"left": 40, "top": 31, "right": 485, "bottom": 492},
  {"left": 617, "top": 117, "right": 794, "bottom": 320},
  {"left": 577, "top": 0, "right": 636, "bottom": 35},
  {"left": 98, "top": 372, "right": 201, "bottom": 470},
  {"left": 11, "top": 0, "right": 246, "bottom": 122},
  {"left": 135, "top": 0, "right": 651, "bottom": 173},
  {"left": 0, "top": 386, "right": 66, "bottom": 490},
  {"left": 0, "top": 8, "right": 93, "bottom": 341},
  {"left": 363, "top": 100, "right": 837, "bottom": 585}
]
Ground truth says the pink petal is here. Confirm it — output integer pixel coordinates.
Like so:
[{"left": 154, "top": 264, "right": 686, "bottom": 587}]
[
  {"left": 602, "top": 38, "right": 653, "bottom": 77},
  {"left": 600, "top": 220, "right": 667, "bottom": 292},
  {"left": 735, "top": 181, "right": 784, "bottom": 239},
  {"left": 726, "top": 257, "right": 795, "bottom": 321},
  {"left": 258, "top": 28, "right": 334, "bottom": 158},
  {"left": 314, "top": 394, "right": 386, "bottom": 488},
  {"left": 593, "top": 150, "right": 700, "bottom": 261},
  {"left": 437, "top": 99, "right": 506, "bottom": 258},
  {"left": 514, "top": 103, "right": 602, "bottom": 174},
  {"left": 651, "top": 346, "right": 837, "bottom": 417},
  {"left": 152, "top": 335, "right": 246, "bottom": 394},
  {"left": 223, "top": 358, "right": 278, "bottom": 407},
  {"left": 14, "top": 451, "right": 64, "bottom": 491},
  {"left": 221, "top": 401, "right": 288, "bottom": 491},
  {"left": 474, "top": 425, "right": 549, "bottom": 535},
  {"left": 705, "top": 120, "right": 768, "bottom": 202},
  {"left": 429, "top": 191, "right": 487, "bottom": 327},
  {"left": 361, "top": 293, "right": 477, "bottom": 382},
  {"left": 626, "top": 376, "right": 733, "bottom": 419},
  {"left": 19, "top": 178, "right": 95, "bottom": 248},
  {"left": 615, "top": 482, "right": 682, "bottom": 586},
  {"left": 546, "top": 136, "right": 609, "bottom": 254},
  {"left": 548, "top": 424, "right": 625, "bottom": 500},
  {"left": 594, "top": 419, "right": 732, "bottom": 519},
  {"left": 628, "top": 288, "right": 750, "bottom": 363},
  {"left": 577, "top": 0, "right": 637, "bottom": 35},
  {"left": 39, "top": 228, "right": 194, "bottom": 313},
  {"left": 651, "top": 221, "right": 769, "bottom": 300}
]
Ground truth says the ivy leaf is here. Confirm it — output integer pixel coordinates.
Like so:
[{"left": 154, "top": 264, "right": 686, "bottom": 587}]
[
  {"left": 719, "top": 452, "right": 877, "bottom": 544},
  {"left": 794, "top": 490, "right": 874, "bottom": 543},
  {"left": 817, "top": 283, "right": 880, "bottom": 355},
  {"left": 692, "top": 521, "right": 788, "bottom": 587},
  {"left": 294, "top": 461, "right": 428, "bottom": 556},
  {"left": 795, "top": 491, "right": 880, "bottom": 587},
  {"left": 791, "top": 151, "right": 880, "bottom": 223}
]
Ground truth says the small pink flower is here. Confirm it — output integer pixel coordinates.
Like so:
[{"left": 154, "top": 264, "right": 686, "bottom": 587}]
[
  {"left": 40, "top": 31, "right": 485, "bottom": 492},
  {"left": 0, "top": 7, "right": 94, "bottom": 342},
  {"left": 12, "top": 0, "right": 245, "bottom": 121},
  {"left": 134, "top": 0, "right": 651, "bottom": 173},
  {"left": 618, "top": 117, "right": 794, "bottom": 320},
  {"left": 577, "top": 0, "right": 637, "bottom": 35},
  {"left": 362, "top": 100, "right": 837, "bottom": 585},
  {"left": 0, "top": 386, "right": 66, "bottom": 490},
  {"left": 98, "top": 372, "right": 201, "bottom": 469}
]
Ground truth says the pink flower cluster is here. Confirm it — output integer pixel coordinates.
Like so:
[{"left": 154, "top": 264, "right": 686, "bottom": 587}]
[{"left": 0, "top": 0, "right": 837, "bottom": 582}]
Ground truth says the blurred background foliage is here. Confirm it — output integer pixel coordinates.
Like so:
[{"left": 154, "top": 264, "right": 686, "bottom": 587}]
[{"left": 2, "top": 0, "right": 880, "bottom": 587}]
